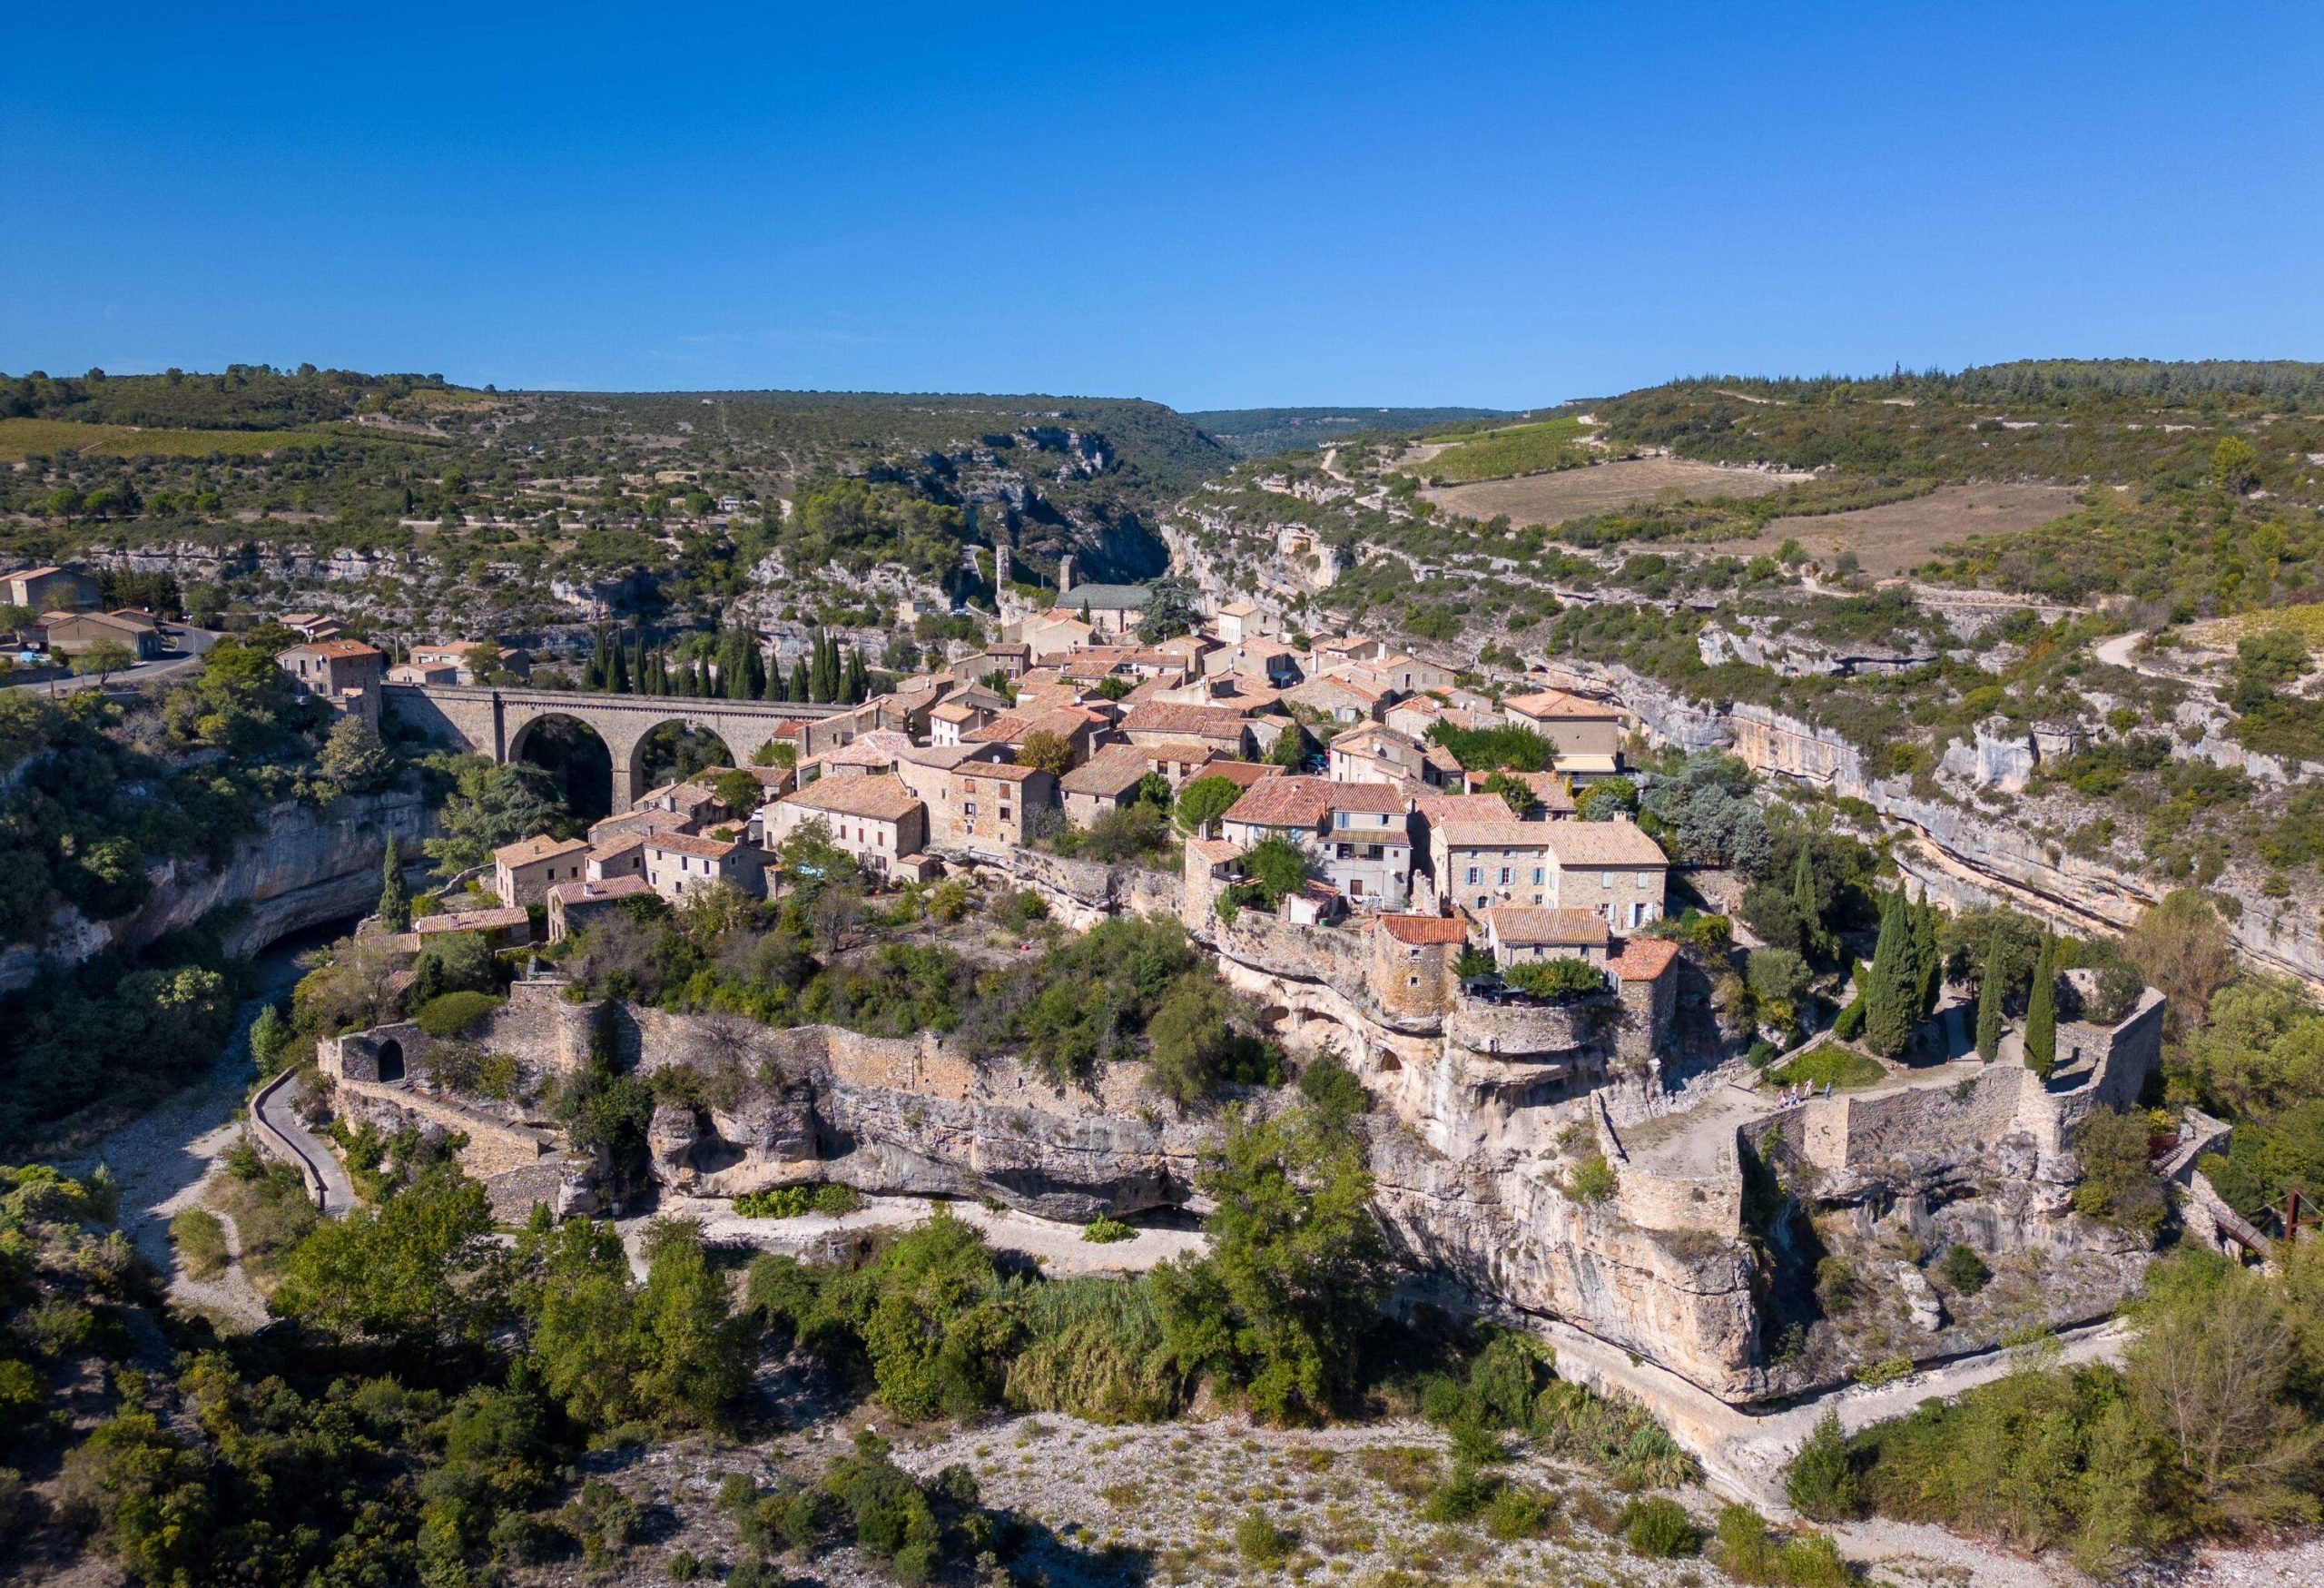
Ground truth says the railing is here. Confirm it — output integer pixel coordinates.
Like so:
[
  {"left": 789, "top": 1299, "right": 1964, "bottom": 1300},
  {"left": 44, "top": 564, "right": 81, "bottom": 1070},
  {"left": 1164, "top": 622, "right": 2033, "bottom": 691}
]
[{"left": 249, "top": 1066, "right": 330, "bottom": 1210}]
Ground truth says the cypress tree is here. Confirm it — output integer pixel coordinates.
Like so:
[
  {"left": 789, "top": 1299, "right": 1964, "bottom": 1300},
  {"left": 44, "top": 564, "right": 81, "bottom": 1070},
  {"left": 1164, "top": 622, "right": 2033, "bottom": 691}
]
[
  {"left": 608, "top": 636, "right": 632, "bottom": 694},
  {"left": 586, "top": 627, "right": 608, "bottom": 690},
  {"left": 378, "top": 834, "right": 409, "bottom": 932},
  {"left": 1911, "top": 899, "right": 1942, "bottom": 1016},
  {"left": 811, "top": 630, "right": 836, "bottom": 703},
  {"left": 1974, "top": 921, "right": 2006, "bottom": 1062},
  {"left": 745, "top": 640, "right": 769, "bottom": 700},
  {"left": 2024, "top": 932, "right": 2058, "bottom": 1077},
  {"left": 844, "top": 646, "right": 869, "bottom": 704},
  {"left": 1790, "top": 844, "right": 1821, "bottom": 957},
  {"left": 719, "top": 627, "right": 750, "bottom": 700},
  {"left": 1863, "top": 889, "right": 1915, "bottom": 1057},
  {"left": 789, "top": 656, "right": 811, "bottom": 703},
  {"left": 694, "top": 657, "right": 712, "bottom": 697}
]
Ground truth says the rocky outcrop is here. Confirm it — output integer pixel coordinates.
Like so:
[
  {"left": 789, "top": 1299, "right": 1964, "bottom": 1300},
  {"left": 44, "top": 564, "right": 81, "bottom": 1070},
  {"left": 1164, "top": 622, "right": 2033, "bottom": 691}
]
[
  {"left": 1538, "top": 657, "right": 2324, "bottom": 989},
  {"left": 0, "top": 785, "right": 433, "bottom": 992}
]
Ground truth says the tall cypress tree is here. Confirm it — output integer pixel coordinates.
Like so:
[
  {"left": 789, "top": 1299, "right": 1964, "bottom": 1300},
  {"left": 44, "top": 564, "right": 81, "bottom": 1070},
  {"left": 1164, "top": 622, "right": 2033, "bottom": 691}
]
[
  {"left": 1974, "top": 921, "right": 2006, "bottom": 1062},
  {"left": 718, "top": 627, "right": 750, "bottom": 701},
  {"left": 1791, "top": 844, "right": 1821, "bottom": 958},
  {"left": 586, "top": 627, "right": 608, "bottom": 690},
  {"left": 608, "top": 636, "right": 632, "bottom": 694},
  {"left": 1911, "top": 899, "right": 1942, "bottom": 1016},
  {"left": 2024, "top": 932, "right": 2058, "bottom": 1077},
  {"left": 1863, "top": 889, "right": 1915, "bottom": 1057},
  {"left": 378, "top": 834, "right": 409, "bottom": 932},
  {"left": 789, "top": 656, "right": 811, "bottom": 703},
  {"left": 844, "top": 646, "right": 869, "bottom": 704},
  {"left": 694, "top": 657, "right": 712, "bottom": 698},
  {"left": 745, "top": 640, "right": 769, "bottom": 700}
]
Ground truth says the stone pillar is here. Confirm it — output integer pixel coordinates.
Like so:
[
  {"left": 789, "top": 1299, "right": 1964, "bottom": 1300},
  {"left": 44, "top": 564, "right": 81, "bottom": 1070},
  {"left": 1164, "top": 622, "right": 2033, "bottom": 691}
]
[{"left": 1058, "top": 553, "right": 1076, "bottom": 595}]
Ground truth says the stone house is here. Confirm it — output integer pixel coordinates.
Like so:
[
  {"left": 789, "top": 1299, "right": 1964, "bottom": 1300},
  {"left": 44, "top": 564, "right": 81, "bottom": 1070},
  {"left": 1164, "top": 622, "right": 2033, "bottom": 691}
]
[
  {"left": 278, "top": 639, "right": 385, "bottom": 723},
  {"left": 1285, "top": 674, "right": 1384, "bottom": 725},
  {"left": 1429, "top": 818, "right": 1558, "bottom": 914},
  {"left": 1368, "top": 913, "right": 1469, "bottom": 1020},
  {"left": 1211, "top": 599, "right": 1279, "bottom": 645},
  {"left": 946, "top": 761, "right": 1056, "bottom": 849},
  {"left": 1482, "top": 905, "right": 1610, "bottom": 969},
  {"left": 1543, "top": 820, "right": 1669, "bottom": 932},
  {"left": 1218, "top": 775, "right": 1416, "bottom": 910},
  {"left": 642, "top": 832, "right": 768, "bottom": 902},
  {"left": 1502, "top": 687, "right": 1626, "bottom": 763},
  {"left": 1059, "top": 743, "right": 1156, "bottom": 826},
  {"left": 1121, "top": 702, "right": 1256, "bottom": 760},
  {"left": 1327, "top": 723, "right": 1458, "bottom": 789},
  {"left": 494, "top": 834, "right": 592, "bottom": 907},
  {"left": 586, "top": 833, "right": 649, "bottom": 882},
  {"left": 763, "top": 774, "right": 929, "bottom": 882},
  {"left": 962, "top": 705, "right": 1106, "bottom": 769}
]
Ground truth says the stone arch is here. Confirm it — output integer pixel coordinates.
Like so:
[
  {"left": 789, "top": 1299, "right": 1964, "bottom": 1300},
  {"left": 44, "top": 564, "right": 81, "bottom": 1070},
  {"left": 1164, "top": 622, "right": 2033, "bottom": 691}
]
[
  {"left": 376, "top": 1039, "right": 406, "bottom": 1083},
  {"left": 625, "top": 717, "right": 741, "bottom": 807},
  {"left": 507, "top": 711, "right": 615, "bottom": 822}
]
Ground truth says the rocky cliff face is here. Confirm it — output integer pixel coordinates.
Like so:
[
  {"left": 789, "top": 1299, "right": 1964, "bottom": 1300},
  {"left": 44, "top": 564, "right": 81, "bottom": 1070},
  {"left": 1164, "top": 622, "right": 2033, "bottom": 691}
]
[
  {"left": 0, "top": 786, "right": 432, "bottom": 991},
  {"left": 1539, "top": 657, "right": 2324, "bottom": 989}
]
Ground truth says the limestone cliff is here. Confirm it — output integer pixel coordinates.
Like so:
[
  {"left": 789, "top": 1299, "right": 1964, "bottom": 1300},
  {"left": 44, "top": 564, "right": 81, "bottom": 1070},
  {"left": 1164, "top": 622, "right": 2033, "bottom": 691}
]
[{"left": 0, "top": 785, "right": 432, "bottom": 992}]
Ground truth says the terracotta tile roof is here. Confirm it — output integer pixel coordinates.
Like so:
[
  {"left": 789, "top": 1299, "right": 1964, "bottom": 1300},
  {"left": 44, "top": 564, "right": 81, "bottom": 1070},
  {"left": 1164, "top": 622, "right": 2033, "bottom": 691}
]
[
  {"left": 289, "top": 639, "right": 382, "bottom": 660},
  {"left": 588, "top": 833, "right": 648, "bottom": 862},
  {"left": 930, "top": 701, "right": 980, "bottom": 723},
  {"left": 780, "top": 774, "right": 923, "bottom": 823},
  {"left": 1187, "top": 838, "right": 1246, "bottom": 866},
  {"left": 1417, "top": 794, "right": 1533, "bottom": 826},
  {"left": 1222, "top": 775, "right": 1332, "bottom": 829},
  {"left": 1122, "top": 702, "right": 1253, "bottom": 739},
  {"left": 1512, "top": 771, "right": 1580, "bottom": 813},
  {"left": 1059, "top": 742, "right": 1153, "bottom": 797},
  {"left": 1610, "top": 937, "right": 1681, "bottom": 981},
  {"left": 961, "top": 761, "right": 1048, "bottom": 784},
  {"left": 10, "top": 566, "right": 66, "bottom": 580},
  {"left": 1504, "top": 687, "right": 1622, "bottom": 721},
  {"left": 1319, "top": 780, "right": 1412, "bottom": 814},
  {"left": 1186, "top": 757, "right": 1278, "bottom": 788},
  {"left": 1378, "top": 913, "right": 1471, "bottom": 945},
  {"left": 1543, "top": 820, "right": 1668, "bottom": 868},
  {"left": 548, "top": 875, "right": 653, "bottom": 906},
  {"left": 587, "top": 808, "right": 691, "bottom": 843},
  {"left": 494, "top": 834, "right": 589, "bottom": 867},
  {"left": 646, "top": 831, "right": 746, "bottom": 860},
  {"left": 415, "top": 905, "right": 529, "bottom": 933},
  {"left": 1484, "top": 906, "right": 1609, "bottom": 946},
  {"left": 1329, "top": 724, "right": 1415, "bottom": 757},
  {"left": 820, "top": 730, "right": 916, "bottom": 767},
  {"left": 1437, "top": 819, "right": 1558, "bottom": 849}
]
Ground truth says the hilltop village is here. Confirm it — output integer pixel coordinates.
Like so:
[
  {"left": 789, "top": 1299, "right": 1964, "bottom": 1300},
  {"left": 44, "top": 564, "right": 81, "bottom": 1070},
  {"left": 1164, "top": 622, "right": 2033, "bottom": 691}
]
[{"left": 262, "top": 569, "right": 2185, "bottom": 1415}]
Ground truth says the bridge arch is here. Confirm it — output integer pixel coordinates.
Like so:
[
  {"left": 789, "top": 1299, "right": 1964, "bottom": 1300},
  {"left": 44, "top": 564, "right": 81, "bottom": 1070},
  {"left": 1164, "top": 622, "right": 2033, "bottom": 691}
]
[
  {"left": 507, "top": 711, "right": 616, "bottom": 822},
  {"left": 629, "top": 718, "right": 741, "bottom": 804}
]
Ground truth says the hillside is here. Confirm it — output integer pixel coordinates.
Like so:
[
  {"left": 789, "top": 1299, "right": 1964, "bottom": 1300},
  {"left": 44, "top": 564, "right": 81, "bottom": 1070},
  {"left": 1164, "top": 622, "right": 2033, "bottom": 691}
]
[{"left": 1185, "top": 405, "right": 1514, "bottom": 459}]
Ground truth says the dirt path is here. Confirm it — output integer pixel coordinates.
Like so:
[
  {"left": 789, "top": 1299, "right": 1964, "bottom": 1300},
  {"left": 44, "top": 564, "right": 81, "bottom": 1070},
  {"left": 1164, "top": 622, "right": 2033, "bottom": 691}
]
[{"left": 254, "top": 1069, "right": 356, "bottom": 1215}]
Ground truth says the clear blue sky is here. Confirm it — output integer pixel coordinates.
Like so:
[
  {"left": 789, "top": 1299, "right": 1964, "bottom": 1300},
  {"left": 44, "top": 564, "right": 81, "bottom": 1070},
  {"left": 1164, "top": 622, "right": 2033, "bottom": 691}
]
[{"left": 5, "top": 4, "right": 2319, "bottom": 410}]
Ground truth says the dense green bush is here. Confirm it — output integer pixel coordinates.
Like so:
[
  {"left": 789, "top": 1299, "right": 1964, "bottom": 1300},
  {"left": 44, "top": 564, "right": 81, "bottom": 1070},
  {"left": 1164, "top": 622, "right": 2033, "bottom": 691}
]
[
  {"left": 734, "top": 1182, "right": 865, "bottom": 1218},
  {"left": 413, "top": 990, "right": 504, "bottom": 1039},
  {"left": 1620, "top": 1495, "right": 1699, "bottom": 1556}
]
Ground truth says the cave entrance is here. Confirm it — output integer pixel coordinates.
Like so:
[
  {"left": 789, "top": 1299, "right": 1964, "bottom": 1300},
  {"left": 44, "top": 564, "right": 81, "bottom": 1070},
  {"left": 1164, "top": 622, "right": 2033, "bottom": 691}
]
[{"left": 376, "top": 1039, "right": 405, "bottom": 1083}]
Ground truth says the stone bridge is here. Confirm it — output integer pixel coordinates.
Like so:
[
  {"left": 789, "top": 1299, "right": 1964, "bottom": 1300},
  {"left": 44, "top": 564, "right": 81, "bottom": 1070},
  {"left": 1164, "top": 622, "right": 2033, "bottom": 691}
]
[{"left": 383, "top": 684, "right": 843, "bottom": 810}]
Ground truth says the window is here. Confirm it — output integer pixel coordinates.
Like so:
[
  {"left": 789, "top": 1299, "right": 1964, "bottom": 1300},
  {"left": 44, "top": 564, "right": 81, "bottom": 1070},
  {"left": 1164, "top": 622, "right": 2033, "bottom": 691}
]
[
  {"left": 1533, "top": 866, "right": 1545, "bottom": 885},
  {"left": 1465, "top": 866, "right": 1481, "bottom": 885},
  {"left": 1498, "top": 867, "right": 1512, "bottom": 887},
  {"left": 1600, "top": 873, "right": 1612, "bottom": 889},
  {"left": 1638, "top": 873, "right": 1652, "bottom": 889},
  {"left": 1364, "top": 845, "right": 1382, "bottom": 860}
]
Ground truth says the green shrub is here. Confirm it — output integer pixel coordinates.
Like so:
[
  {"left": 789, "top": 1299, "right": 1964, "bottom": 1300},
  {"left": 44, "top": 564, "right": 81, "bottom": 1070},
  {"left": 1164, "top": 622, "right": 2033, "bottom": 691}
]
[
  {"left": 1234, "top": 1506, "right": 1295, "bottom": 1565},
  {"left": 1785, "top": 1411, "right": 1862, "bottom": 1520},
  {"left": 169, "top": 1207, "right": 228, "bottom": 1280},
  {"left": 1483, "top": 1484, "right": 1552, "bottom": 1541},
  {"left": 562, "top": 1476, "right": 640, "bottom": 1565},
  {"left": 1620, "top": 1495, "right": 1699, "bottom": 1557},
  {"left": 1505, "top": 956, "right": 1608, "bottom": 1000},
  {"left": 1564, "top": 1154, "right": 1618, "bottom": 1203},
  {"left": 1080, "top": 1217, "right": 1134, "bottom": 1244},
  {"left": 1937, "top": 1243, "right": 1990, "bottom": 1294},
  {"left": 1775, "top": 1533, "right": 1854, "bottom": 1588},
  {"left": 414, "top": 990, "right": 504, "bottom": 1039},
  {"left": 734, "top": 1183, "right": 866, "bottom": 1218},
  {"left": 1421, "top": 1463, "right": 1495, "bottom": 1522}
]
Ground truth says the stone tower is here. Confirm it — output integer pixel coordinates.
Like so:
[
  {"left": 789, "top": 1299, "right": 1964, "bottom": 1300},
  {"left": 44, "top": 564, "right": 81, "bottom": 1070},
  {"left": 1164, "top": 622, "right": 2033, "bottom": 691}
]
[{"left": 1057, "top": 553, "right": 1076, "bottom": 595}]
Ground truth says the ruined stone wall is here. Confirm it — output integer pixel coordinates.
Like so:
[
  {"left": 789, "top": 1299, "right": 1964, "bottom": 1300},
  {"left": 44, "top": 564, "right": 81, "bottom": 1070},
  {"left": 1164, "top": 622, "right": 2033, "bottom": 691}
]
[
  {"left": 333, "top": 1076, "right": 555, "bottom": 1178},
  {"left": 480, "top": 981, "right": 599, "bottom": 1074},
  {"left": 1210, "top": 910, "right": 1372, "bottom": 1001},
  {"left": 1446, "top": 997, "right": 1605, "bottom": 1059}
]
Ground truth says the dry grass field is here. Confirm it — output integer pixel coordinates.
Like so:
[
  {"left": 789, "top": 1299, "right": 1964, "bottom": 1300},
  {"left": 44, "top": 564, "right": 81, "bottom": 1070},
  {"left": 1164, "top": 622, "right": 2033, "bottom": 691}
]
[
  {"left": 1701, "top": 481, "right": 2084, "bottom": 577},
  {"left": 1420, "top": 457, "right": 1803, "bottom": 526}
]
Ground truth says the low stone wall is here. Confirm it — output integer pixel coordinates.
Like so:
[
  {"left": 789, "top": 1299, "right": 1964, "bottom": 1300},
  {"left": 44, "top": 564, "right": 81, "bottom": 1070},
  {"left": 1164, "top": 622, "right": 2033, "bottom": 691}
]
[
  {"left": 1211, "top": 910, "right": 1371, "bottom": 1002},
  {"left": 334, "top": 1075, "right": 557, "bottom": 1178}
]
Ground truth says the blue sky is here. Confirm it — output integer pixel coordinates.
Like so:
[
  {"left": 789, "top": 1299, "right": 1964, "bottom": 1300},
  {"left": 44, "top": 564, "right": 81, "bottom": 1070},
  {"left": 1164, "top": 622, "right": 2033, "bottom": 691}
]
[{"left": 4, "top": 4, "right": 2319, "bottom": 409}]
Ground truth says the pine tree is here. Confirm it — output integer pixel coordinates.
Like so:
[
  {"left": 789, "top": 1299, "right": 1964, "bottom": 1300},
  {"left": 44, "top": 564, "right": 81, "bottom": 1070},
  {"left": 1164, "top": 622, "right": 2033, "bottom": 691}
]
[
  {"left": 1863, "top": 889, "right": 1915, "bottom": 1057},
  {"left": 2024, "top": 932, "right": 2058, "bottom": 1077},
  {"left": 789, "top": 656, "right": 811, "bottom": 702},
  {"left": 1791, "top": 844, "right": 1821, "bottom": 957},
  {"left": 378, "top": 834, "right": 410, "bottom": 932},
  {"left": 1974, "top": 921, "right": 2006, "bottom": 1062}
]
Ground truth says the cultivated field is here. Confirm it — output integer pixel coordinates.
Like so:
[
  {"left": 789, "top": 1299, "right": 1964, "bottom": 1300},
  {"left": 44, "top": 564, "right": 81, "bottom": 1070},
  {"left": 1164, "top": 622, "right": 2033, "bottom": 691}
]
[
  {"left": 1701, "top": 481, "right": 2085, "bottom": 577},
  {"left": 1420, "top": 457, "right": 1805, "bottom": 526},
  {"left": 0, "top": 416, "right": 138, "bottom": 459}
]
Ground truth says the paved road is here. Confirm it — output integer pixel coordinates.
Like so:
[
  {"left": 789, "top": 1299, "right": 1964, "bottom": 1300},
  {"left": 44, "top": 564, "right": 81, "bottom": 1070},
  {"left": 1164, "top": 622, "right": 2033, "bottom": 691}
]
[
  {"left": 5, "top": 622, "right": 220, "bottom": 695},
  {"left": 253, "top": 1069, "right": 356, "bottom": 1217}
]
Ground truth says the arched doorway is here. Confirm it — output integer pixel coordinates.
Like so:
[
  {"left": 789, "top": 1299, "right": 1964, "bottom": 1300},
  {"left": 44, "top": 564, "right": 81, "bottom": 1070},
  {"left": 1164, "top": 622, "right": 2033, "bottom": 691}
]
[
  {"left": 376, "top": 1039, "right": 405, "bottom": 1083},
  {"left": 509, "top": 713, "right": 615, "bottom": 822},
  {"left": 630, "top": 720, "right": 738, "bottom": 803}
]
